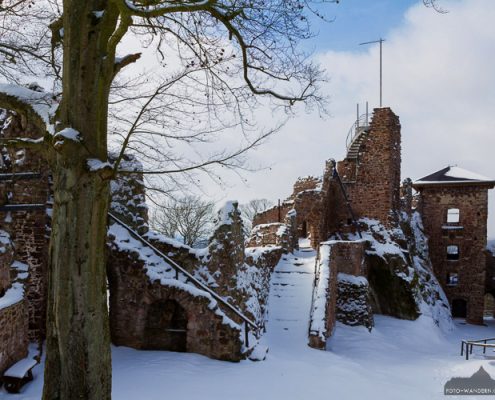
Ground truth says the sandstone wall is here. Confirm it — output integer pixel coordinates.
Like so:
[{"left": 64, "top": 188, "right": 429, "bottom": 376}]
[
  {"left": 107, "top": 246, "right": 243, "bottom": 362},
  {"left": 252, "top": 203, "right": 292, "bottom": 227},
  {"left": 290, "top": 176, "right": 321, "bottom": 198},
  {"left": 417, "top": 184, "right": 490, "bottom": 324},
  {"left": 0, "top": 113, "right": 50, "bottom": 341},
  {"left": 109, "top": 153, "right": 149, "bottom": 234},
  {"left": 0, "top": 230, "right": 13, "bottom": 295},
  {"left": 0, "top": 298, "right": 28, "bottom": 374},
  {"left": 337, "top": 108, "right": 401, "bottom": 228}
]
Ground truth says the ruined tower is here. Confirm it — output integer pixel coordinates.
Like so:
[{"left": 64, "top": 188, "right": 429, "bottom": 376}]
[
  {"left": 413, "top": 166, "right": 495, "bottom": 324},
  {"left": 337, "top": 107, "right": 402, "bottom": 228}
]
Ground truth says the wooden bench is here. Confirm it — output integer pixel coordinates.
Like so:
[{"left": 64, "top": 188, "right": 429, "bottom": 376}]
[{"left": 1, "top": 356, "right": 38, "bottom": 393}]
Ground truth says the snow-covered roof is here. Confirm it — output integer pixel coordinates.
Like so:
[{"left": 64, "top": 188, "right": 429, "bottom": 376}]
[{"left": 413, "top": 166, "right": 495, "bottom": 187}]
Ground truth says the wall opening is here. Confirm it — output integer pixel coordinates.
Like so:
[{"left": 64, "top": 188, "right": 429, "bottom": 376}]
[
  {"left": 144, "top": 300, "right": 187, "bottom": 352},
  {"left": 301, "top": 221, "right": 308, "bottom": 238},
  {"left": 452, "top": 298, "right": 467, "bottom": 318},
  {"left": 447, "top": 208, "right": 460, "bottom": 223},
  {"left": 447, "top": 245, "right": 460, "bottom": 260},
  {"left": 446, "top": 272, "right": 459, "bottom": 286},
  {"left": 484, "top": 293, "right": 495, "bottom": 318}
]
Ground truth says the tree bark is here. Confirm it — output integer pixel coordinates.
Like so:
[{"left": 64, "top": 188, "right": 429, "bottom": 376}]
[{"left": 42, "top": 1, "right": 122, "bottom": 399}]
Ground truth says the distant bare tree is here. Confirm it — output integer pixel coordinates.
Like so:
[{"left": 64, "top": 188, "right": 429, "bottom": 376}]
[
  {"left": 151, "top": 195, "right": 215, "bottom": 247},
  {"left": 240, "top": 198, "right": 274, "bottom": 233},
  {"left": 423, "top": 0, "right": 448, "bottom": 13}
]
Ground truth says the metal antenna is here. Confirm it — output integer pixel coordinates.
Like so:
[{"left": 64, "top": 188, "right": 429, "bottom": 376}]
[{"left": 359, "top": 38, "right": 385, "bottom": 107}]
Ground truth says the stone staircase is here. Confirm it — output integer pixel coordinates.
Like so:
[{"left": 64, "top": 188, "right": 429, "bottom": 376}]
[{"left": 265, "top": 239, "right": 315, "bottom": 352}]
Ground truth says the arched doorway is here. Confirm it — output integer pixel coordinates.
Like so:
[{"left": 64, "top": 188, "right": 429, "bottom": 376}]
[
  {"left": 452, "top": 298, "right": 467, "bottom": 319},
  {"left": 144, "top": 300, "right": 188, "bottom": 351},
  {"left": 301, "top": 221, "right": 308, "bottom": 238},
  {"left": 484, "top": 293, "right": 495, "bottom": 319}
]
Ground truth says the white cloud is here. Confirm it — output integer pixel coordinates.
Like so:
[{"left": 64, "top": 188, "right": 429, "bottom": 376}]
[{"left": 217, "top": 0, "right": 495, "bottom": 238}]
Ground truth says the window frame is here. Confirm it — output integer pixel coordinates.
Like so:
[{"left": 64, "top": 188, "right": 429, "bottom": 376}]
[
  {"left": 447, "top": 245, "right": 460, "bottom": 260},
  {"left": 447, "top": 208, "right": 460, "bottom": 224}
]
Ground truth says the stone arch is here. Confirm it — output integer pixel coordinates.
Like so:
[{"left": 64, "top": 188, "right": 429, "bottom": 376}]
[
  {"left": 301, "top": 221, "right": 308, "bottom": 238},
  {"left": 452, "top": 298, "right": 467, "bottom": 319},
  {"left": 484, "top": 292, "right": 495, "bottom": 319},
  {"left": 144, "top": 299, "right": 188, "bottom": 352}
]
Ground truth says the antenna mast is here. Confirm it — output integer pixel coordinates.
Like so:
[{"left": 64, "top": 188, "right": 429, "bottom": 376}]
[{"left": 359, "top": 38, "right": 385, "bottom": 107}]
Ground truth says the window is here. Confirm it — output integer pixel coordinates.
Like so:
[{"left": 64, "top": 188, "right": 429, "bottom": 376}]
[
  {"left": 447, "top": 245, "right": 459, "bottom": 260},
  {"left": 447, "top": 272, "right": 459, "bottom": 286},
  {"left": 447, "top": 208, "right": 460, "bottom": 223}
]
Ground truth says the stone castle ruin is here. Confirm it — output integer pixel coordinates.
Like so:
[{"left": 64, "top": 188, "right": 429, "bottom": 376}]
[{"left": 0, "top": 106, "right": 493, "bottom": 386}]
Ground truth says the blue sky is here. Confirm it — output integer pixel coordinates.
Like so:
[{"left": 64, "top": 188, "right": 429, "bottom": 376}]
[{"left": 309, "top": 0, "right": 419, "bottom": 51}]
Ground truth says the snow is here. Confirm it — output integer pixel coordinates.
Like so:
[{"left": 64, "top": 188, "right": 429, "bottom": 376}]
[
  {"left": 87, "top": 158, "right": 113, "bottom": 171},
  {"left": 214, "top": 200, "right": 239, "bottom": 227},
  {"left": 309, "top": 242, "right": 331, "bottom": 340},
  {"left": 11, "top": 245, "right": 495, "bottom": 399},
  {"left": 11, "top": 261, "right": 29, "bottom": 272},
  {"left": 0, "top": 229, "right": 10, "bottom": 253},
  {"left": 338, "top": 272, "right": 368, "bottom": 286},
  {"left": 144, "top": 230, "right": 199, "bottom": 255},
  {"left": 442, "top": 225, "right": 464, "bottom": 230},
  {"left": 445, "top": 166, "right": 492, "bottom": 182},
  {"left": 0, "top": 282, "right": 24, "bottom": 310},
  {"left": 350, "top": 218, "right": 406, "bottom": 260},
  {"left": 487, "top": 240, "right": 495, "bottom": 255},
  {"left": 108, "top": 223, "right": 240, "bottom": 331},
  {"left": 4, "top": 355, "right": 38, "bottom": 379},
  {"left": 54, "top": 127, "right": 81, "bottom": 142},
  {"left": 0, "top": 83, "right": 57, "bottom": 133},
  {"left": 245, "top": 246, "right": 282, "bottom": 262}
]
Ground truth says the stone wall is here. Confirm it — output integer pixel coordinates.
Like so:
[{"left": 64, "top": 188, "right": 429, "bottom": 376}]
[
  {"left": 0, "top": 112, "right": 50, "bottom": 341},
  {"left": 291, "top": 176, "right": 321, "bottom": 198},
  {"left": 0, "top": 230, "right": 13, "bottom": 295},
  {"left": 292, "top": 189, "right": 324, "bottom": 248},
  {"left": 336, "top": 273, "right": 373, "bottom": 330},
  {"left": 109, "top": 153, "right": 148, "bottom": 234},
  {"left": 107, "top": 246, "right": 243, "bottom": 362},
  {"left": 337, "top": 108, "right": 401, "bottom": 227},
  {"left": 247, "top": 223, "right": 286, "bottom": 248},
  {"left": 0, "top": 297, "right": 28, "bottom": 374},
  {"left": 486, "top": 248, "right": 495, "bottom": 297},
  {"left": 207, "top": 202, "right": 245, "bottom": 298},
  {"left": 0, "top": 227, "right": 29, "bottom": 374},
  {"left": 308, "top": 242, "right": 338, "bottom": 349},
  {"left": 416, "top": 184, "right": 491, "bottom": 324},
  {"left": 252, "top": 203, "right": 292, "bottom": 227},
  {"left": 308, "top": 239, "right": 375, "bottom": 348},
  {"left": 330, "top": 240, "right": 367, "bottom": 276}
]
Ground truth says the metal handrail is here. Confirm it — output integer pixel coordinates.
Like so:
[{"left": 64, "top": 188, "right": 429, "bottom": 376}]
[
  {"left": 461, "top": 337, "right": 495, "bottom": 360},
  {"left": 108, "top": 212, "right": 258, "bottom": 345},
  {"left": 345, "top": 113, "right": 371, "bottom": 150},
  {"left": 328, "top": 159, "right": 362, "bottom": 239}
]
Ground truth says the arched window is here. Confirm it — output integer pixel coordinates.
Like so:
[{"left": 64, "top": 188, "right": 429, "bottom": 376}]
[{"left": 447, "top": 208, "right": 460, "bottom": 223}]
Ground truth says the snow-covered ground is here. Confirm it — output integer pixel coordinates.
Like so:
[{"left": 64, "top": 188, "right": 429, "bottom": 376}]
[{"left": 7, "top": 240, "right": 495, "bottom": 400}]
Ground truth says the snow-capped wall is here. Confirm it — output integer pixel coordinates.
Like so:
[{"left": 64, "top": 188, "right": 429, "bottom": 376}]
[
  {"left": 308, "top": 242, "right": 338, "bottom": 349},
  {"left": 109, "top": 153, "right": 148, "bottom": 234}
]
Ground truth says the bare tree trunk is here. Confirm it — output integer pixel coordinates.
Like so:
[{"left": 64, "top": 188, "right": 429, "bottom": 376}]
[
  {"left": 43, "top": 171, "right": 111, "bottom": 399},
  {"left": 42, "top": 2, "right": 121, "bottom": 399}
]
